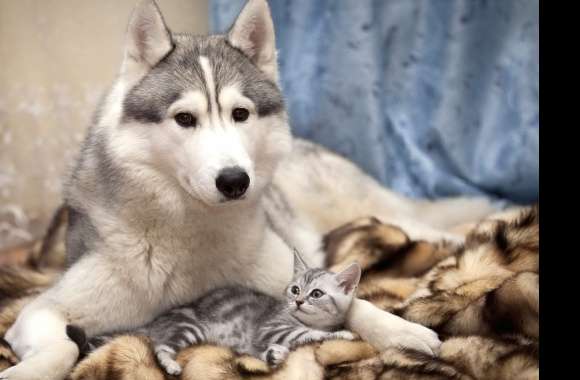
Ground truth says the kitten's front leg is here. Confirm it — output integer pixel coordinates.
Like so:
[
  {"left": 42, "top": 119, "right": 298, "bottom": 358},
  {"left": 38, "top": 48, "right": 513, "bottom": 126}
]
[
  {"left": 262, "top": 344, "right": 289, "bottom": 367},
  {"left": 346, "top": 299, "right": 441, "bottom": 355},
  {"left": 293, "top": 329, "right": 355, "bottom": 346},
  {"left": 154, "top": 345, "right": 182, "bottom": 376},
  {"left": 329, "top": 330, "right": 357, "bottom": 341},
  {"left": 292, "top": 330, "right": 328, "bottom": 345}
]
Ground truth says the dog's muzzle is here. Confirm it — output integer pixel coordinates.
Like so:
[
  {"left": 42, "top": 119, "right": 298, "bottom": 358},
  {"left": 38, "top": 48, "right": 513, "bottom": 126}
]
[{"left": 215, "top": 166, "right": 250, "bottom": 200}]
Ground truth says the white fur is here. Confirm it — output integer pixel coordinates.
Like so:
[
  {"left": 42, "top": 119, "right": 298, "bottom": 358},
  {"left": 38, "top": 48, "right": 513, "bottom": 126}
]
[
  {"left": 1, "top": 307, "right": 78, "bottom": 380},
  {"left": 346, "top": 299, "right": 441, "bottom": 355}
]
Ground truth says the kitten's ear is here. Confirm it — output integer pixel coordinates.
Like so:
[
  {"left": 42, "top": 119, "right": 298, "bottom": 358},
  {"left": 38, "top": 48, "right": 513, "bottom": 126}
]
[
  {"left": 227, "top": 0, "right": 278, "bottom": 82},
  {"left": 292, "top": 249, "right": 309, "bottom": 278},
  {"left": 335, "top": 263, "right": 361, "bottom": 295},
  {"left": 122, "top": 0, "right": 173, "bottom": 78}
]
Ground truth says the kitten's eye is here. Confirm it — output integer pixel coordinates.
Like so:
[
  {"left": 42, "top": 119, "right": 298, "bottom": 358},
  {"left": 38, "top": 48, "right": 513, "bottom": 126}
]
[
  {"left": 175, "top": 112, "right": 196, "bottom": 128},
  {"left": 290, "top": 285, "right": 300, "bottom": 295},
  {"left": 310, "top": 289, "right": 324, "bottom": 299},
  {"left": 232, "top": 107, "right": 250, "bottom": 122}
]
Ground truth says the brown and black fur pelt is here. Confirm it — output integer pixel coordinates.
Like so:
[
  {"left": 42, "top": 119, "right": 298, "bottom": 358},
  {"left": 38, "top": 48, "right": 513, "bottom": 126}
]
[{"left": 0, "top": 206, "right": 538, "bottom": 380}]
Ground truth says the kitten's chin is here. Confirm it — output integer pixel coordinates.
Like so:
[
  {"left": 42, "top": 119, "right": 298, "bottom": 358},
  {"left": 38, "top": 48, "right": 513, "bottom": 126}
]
[
  {"left": 292, "top": 309, "right": 314, "bottom": 324},
  {"left": 294, "top": 310, "right": 340, "bottom": 330}
]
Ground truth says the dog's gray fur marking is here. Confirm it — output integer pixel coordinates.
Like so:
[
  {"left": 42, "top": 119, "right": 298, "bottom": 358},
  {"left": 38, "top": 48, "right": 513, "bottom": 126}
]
[
  {"left": 66, "top": 126, "right": 121, "bottom": 206},
  {"left": 65, "top": 208, "right": 98, "bottom": 266},
  {"left": 123, "top": 35, "right": 284, "bottom": 124}
]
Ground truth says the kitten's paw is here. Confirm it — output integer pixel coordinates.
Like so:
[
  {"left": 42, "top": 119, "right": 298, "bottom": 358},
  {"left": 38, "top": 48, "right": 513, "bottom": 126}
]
[
  {"left": 156, "top": 352, "right": 182, "bottom": 376},
  {"left": 264, "top": 344, "right": 289, "bottom": 367},
  {"left": 333, "top": 330, "right": 357, "bottom": 341},
  {"left": 162, "top": 360, "right": 182, "bottom": 376}
]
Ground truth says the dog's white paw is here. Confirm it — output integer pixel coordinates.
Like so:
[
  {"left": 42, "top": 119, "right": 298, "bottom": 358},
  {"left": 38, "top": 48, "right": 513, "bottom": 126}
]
[
  {"left": 349, "top": 299, "right": 441, "bottom": 356},
  {"left": 264, "top": 344, "right": 289, "bottom": 367},
  {"left": 387, "top": 321, "right": 441, "bottom": 356},
  {"left": 0, "top": 363, "right": 42, "bottom": 380},
  {"left": 0, "top": 342, "right": 78, "bottom": 380}
]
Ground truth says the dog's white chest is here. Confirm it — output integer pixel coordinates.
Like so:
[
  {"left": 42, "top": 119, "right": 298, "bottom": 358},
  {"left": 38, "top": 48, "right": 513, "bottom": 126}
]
[{"left": 133, "top": 221, "right": 294, "bottom": 310}]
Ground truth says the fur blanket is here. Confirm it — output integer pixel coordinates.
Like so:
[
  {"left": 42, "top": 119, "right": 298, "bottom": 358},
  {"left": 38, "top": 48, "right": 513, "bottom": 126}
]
[{"left": 0, "top": 206, "right": 538, "bottom": 380}]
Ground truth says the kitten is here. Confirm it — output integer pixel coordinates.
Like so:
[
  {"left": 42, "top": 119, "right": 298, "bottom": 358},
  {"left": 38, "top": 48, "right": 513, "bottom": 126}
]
[{"left": 69, "top": 250, "right": 361, "bottom": 375}]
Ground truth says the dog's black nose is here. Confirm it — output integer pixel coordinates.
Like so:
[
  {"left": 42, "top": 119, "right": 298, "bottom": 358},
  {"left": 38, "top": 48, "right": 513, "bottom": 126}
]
[{"left": 216, "top": 167, "right": 250, "bottom": 199}]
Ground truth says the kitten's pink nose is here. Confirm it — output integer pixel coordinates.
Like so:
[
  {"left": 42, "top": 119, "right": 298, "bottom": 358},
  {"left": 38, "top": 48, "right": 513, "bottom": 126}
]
[{"left": 296, "top": 300, "right": 304, "bottom": 306}]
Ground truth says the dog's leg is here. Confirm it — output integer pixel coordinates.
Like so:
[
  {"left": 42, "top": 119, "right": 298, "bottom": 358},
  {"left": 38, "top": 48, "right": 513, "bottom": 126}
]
[
  {"left": 345, "top": 298, "right": 441, "bottom": 356},
  {"left": 1, "top": 251, "right": 157, "bottom": 380},
  {"left": 0, "top": 307, "right": 78, "bottom": 380}
]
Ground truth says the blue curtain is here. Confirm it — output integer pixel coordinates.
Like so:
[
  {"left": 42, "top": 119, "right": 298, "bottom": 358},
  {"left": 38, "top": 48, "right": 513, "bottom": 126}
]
[{"left": 210, "top": 0, "right": 539, "bottom": 205}]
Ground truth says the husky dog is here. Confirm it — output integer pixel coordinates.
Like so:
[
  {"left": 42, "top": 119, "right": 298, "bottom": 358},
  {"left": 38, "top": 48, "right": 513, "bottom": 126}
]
[{"left": 0, "top": 1, "right": 495, "bottom": 379}]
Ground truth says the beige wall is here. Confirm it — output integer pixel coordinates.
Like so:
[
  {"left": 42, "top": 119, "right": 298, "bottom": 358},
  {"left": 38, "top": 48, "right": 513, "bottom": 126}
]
[{"left": 0, "top": 0, "right": 209, "bottom": 249}]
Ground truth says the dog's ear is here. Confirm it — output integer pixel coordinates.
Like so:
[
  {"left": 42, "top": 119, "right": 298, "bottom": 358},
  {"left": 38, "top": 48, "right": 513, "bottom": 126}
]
[
  {"left": 122, "top": 0, "right": 173, "bottom": 79},
  {"left": 228, "top": 0, "right": 278, "bottom": 82},
  {"left": 335, "top": 263, "right": 361, "bottom": 295}
]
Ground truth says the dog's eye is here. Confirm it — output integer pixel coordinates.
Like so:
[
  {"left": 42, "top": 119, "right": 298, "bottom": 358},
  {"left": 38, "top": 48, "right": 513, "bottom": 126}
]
[
  {"left": 175, "top": 112, "right": 196, "bottom": 128},
  {"left": 290, "top": 285, "right": 300, "bottom": 295},
  {"left": 232, "top": 108, "right": 249, "bottom": 122},
  {"left": 310, "top": 289, "right": 324, "bottom": 299}
]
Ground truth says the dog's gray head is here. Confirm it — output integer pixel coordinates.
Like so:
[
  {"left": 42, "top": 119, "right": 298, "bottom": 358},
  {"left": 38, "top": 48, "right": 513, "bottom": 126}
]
[{"left": 99, "top": 0, "right": 291, "bottom": 207}]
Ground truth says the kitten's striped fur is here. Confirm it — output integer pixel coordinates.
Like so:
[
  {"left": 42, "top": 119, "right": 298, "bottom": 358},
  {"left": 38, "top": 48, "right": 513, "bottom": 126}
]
[{"left": 77, "top": 251, "right": 361, "bottom": 375}]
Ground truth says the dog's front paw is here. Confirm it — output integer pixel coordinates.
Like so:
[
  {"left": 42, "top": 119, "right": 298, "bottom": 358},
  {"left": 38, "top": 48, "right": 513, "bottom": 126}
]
[
  {"left": 349, "top": 299, "right": 441, "bottom": 356},
  {"left": 0, "top": 341, "right": 78, "bottom": 380},
  {"left": 264, "top": 344, "right": 289, "bottom": 367},
  {"left": 387, "top": 321, "right": 441, "bottom": 356},
  {"left": 0, "top": 363, "right": 40, "bottom": 380}
]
